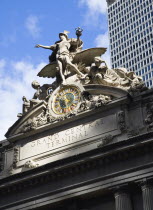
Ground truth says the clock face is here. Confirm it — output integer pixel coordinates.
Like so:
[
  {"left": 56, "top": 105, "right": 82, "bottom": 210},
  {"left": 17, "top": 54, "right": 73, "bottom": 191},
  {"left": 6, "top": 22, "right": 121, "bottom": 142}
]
[{"left": 52, "top": 86, "right": 81, "bottom": 115}]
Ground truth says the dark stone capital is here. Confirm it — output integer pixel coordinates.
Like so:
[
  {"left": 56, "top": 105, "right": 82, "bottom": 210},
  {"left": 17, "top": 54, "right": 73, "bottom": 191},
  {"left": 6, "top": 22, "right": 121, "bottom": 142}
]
[
  {"left": 141, "top": 179, "right": 153, "bottom": 210},
  {"left": 114, "top": 186, "right": 133, "bottom": 210}
]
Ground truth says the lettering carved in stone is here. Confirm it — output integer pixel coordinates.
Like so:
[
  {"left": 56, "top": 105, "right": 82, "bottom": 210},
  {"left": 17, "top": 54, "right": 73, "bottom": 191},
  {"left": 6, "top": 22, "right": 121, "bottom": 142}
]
[{"left": 20, "top": 115, "right": 118, "bottom": 160}]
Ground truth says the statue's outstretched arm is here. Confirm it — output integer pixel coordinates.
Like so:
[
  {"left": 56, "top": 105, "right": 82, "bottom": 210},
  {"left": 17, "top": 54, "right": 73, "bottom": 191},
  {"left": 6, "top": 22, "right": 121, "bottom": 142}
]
[{"left": 35, "top": 44, "right": 56, "bottom": 50}]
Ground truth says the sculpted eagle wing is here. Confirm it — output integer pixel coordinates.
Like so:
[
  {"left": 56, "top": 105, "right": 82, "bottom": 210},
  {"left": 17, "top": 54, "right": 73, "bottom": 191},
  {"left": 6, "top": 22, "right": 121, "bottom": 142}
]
[
  {"left": 37, "top": 48, "right": 107, "bottom": 78},
  {"left": 72, "top": 47, "right": 107, "bottom": 66},
  {"left": 37, "top": 62, "right": 57, "bottom": 78}
]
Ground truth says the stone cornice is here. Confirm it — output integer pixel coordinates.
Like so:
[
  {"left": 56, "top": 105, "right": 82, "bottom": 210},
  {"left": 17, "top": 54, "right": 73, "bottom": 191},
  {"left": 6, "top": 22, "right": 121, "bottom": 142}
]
[{"left": 1, "top": 132, "right": 153, "bottom": 195}]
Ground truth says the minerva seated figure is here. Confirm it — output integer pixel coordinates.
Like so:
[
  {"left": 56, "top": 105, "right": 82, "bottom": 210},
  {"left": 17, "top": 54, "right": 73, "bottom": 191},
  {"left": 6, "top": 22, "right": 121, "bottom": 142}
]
[
  {"left": 35, "top": 29, "right": 86, "bottom": 85},
  {"left": 85, "top": 56, "right": 143, "bottom": 89}
]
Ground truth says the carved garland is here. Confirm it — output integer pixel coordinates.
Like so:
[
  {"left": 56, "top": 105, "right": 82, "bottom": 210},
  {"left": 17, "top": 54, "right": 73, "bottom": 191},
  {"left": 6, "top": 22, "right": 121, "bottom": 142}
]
[
  {"left": 117, "top": 111, "right": 126, "bottom": 132},
  {"left": 8, "top": 146, "right": 20, "bottom": 175}
]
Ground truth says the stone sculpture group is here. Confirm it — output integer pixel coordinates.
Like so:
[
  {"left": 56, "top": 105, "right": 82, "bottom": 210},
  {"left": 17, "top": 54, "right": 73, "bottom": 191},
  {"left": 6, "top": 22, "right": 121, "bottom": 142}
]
[{"left": 7, "top": 28, "right": 147, "bottom": 136}]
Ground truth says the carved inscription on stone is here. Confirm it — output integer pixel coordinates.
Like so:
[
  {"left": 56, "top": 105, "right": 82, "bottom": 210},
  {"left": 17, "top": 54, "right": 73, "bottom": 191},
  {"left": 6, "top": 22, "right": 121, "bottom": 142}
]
[{"left": 20, "top": 114, "right": 118, "bottom": 160}]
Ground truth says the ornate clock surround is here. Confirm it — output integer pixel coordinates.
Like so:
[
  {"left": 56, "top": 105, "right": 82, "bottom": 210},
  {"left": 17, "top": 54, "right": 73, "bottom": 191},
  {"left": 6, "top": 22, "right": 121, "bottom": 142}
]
[{"left": 48, "top": 84, "right": 82, "bottom": 117}]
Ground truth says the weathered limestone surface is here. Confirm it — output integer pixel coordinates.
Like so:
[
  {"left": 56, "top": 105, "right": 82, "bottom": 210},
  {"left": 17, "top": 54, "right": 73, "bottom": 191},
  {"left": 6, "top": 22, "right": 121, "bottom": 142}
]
[{"left": 0, "top": 28, "right": 152, "bottom": 210}]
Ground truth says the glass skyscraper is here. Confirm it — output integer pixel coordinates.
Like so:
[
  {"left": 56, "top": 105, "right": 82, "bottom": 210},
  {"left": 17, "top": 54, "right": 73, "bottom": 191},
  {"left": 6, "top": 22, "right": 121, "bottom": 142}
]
[{"left": 106, "top": 0, "right": 153, "bottom": 87}]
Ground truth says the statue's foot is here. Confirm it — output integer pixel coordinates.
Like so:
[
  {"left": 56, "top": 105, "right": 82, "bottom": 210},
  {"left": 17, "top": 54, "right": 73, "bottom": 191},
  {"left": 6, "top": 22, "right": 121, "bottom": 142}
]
[
  {"left": 79, "top": 74, "right": 88, "bottom": 80},
  {"left": 61, "top": 80, "right": 67, "bottom": 86}
]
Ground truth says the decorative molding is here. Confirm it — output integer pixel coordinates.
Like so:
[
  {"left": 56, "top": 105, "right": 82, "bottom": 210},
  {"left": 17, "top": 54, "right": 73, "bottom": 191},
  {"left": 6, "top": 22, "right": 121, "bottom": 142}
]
[
  {"left": 128, "top": 82, "right": 147, "bottom": 96},
  {"left": 0, "top": 151, "right": 4, "bottom": 173},
  {"left": 0, "top": 142, "right": 12, "bottom": 173},
  {"left": 97, "top": 134, "right": 114, "bottom": 147},
  {"left": 78, "top": 92, "right": 112, "bottom": 113},
  {"left": 139, "top": 178, "right": 153, "bottom": 188},
  {"left": 16, "top": 92, "right": 113, "bottom": 135},
  {"left": 127, "top": 127, "right": 140, "bottom": 137},
  {"left": 117, "top": 111, "right": 126, "bottom": 132},
  {"left": 140, "top": 179, "right": 153, "bottom": 210},
  {"left": 1, "top": 140, "right": 153, "bottom": 195},
  {"left": 114, "top": 190, "right": 133, "bottom": 210},
  {"left": 7, "top": 146, "right": 20, "bottom": 175},
  {"left": 13, "top": 146, "right": 20, "bottom": 168}
]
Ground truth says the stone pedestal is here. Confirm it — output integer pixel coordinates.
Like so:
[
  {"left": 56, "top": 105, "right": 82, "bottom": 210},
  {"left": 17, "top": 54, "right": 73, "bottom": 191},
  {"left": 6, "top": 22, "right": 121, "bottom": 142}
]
[
  {"left": 114, "top": 190, "right": 133, "bottom": 210},
  {"left": 141, "top": 183, "right": 153, "bottom": 210}
]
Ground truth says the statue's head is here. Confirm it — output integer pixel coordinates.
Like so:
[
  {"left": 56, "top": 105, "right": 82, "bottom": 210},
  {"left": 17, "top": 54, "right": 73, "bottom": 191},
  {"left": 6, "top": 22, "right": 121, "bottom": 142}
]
[
  {"left": 22, "top": 96, "right": 26, "bottom": 101},
  {"left": 94, "top": 56, "right": 103, "bottom": 67},
  {"left": 126, "top": 71, "right": 135, "bottom": 78},
  {"left": 59, "top": 30, "right": 69, "bottom": 40},
  {"left": 31, "top": 80, "right": 40, "bottom": 90}
]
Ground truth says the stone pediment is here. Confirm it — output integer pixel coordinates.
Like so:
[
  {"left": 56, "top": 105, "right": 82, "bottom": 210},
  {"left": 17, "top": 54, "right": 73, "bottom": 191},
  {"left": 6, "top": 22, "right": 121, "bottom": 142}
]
[
  {"left": 5, "top": 83, "right": 130, "bottom": 140},
  {"left": 5, "top": 101, "right": 47, "bottom": 138}
]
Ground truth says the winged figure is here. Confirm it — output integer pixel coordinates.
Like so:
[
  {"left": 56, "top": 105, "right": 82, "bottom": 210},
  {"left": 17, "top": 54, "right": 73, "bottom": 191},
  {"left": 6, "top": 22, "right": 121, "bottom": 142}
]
[
  {"left": 37, "top": 47, "right": 106, "bottom": 78},
  {"left": 35, "top": 29, "right": 107, "bottom": 84}
]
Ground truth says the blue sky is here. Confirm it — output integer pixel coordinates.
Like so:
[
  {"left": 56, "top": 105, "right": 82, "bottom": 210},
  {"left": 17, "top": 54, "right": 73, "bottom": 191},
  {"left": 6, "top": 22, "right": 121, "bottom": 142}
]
[{"left": 0, "top": 0, "right": 110, "bottom": 140}]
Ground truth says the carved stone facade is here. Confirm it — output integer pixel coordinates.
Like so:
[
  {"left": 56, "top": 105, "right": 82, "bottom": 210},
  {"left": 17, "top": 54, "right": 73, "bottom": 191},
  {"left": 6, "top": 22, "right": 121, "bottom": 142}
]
[{"left": 0, "top": 28, "right": 152, "bottom": 210}]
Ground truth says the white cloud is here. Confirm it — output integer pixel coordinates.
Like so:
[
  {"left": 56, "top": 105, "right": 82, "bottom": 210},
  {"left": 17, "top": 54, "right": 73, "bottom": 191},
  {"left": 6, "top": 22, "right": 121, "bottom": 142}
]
[
  {"left": 0, "top": 59, "right": 52, "bottom": 141},
  {"left": 79, "top": 0, "right": 107, "bottom": 14},
  {"left": 95, "top": 32, "right": 109, "bottom": 48},
  {"left": 79, "top": 0, "right": 107, "bottom": 26},
  {"left": 0, "top": 59, "right": 6, "bottom": 80},
  {"left": 94, "top": 32, "right": 111, "bottom": 68},
  {"left": 25, "top": 15, "right": 41, "bottom": 38},
  {"left": 0, "top": 59, "right": 6, "bottom": 69}
]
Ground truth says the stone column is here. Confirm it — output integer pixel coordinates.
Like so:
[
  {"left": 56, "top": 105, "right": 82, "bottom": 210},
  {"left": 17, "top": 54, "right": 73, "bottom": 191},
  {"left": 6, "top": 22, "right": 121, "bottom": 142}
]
[
  {"left": 141, "top": 182, "right": 153, "bottom": 210},
  {"left": 114, "top": 190, "right": 133, "bottom": 210}
]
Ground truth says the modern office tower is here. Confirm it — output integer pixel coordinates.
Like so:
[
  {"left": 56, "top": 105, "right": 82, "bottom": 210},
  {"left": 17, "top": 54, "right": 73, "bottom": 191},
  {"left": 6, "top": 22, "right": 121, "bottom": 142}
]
[{"left": 106, "top": 0, "right": 153, "bottom": 87}]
